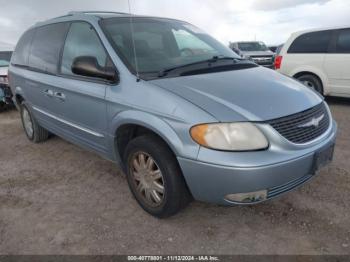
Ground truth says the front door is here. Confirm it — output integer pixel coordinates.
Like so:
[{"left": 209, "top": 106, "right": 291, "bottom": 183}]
[{"left": 49, "top": 22, "right": 114, "bottom": 154}]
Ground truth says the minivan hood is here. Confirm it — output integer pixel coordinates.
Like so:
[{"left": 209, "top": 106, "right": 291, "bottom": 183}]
[{"left": 151, "top": 66, "right": 322, "bottom": 122}]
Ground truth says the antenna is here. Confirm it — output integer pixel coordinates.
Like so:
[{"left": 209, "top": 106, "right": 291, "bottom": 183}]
[{"left": 128, "top": 0, "right": 140, "bottom": 82}]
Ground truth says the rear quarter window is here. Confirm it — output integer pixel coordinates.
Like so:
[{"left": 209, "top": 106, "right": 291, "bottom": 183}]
[
  {"left": 28, "top": 23, "right": 69, "bottom": 74},
  {"left": 288, "top": 30, "right": 332, "bottom": 54},
  {"left": 336, "top": 29, "right": 350, "bottom": 53},
  {"left": 11, "top": 29, "right": 35, "bottom": 66}
]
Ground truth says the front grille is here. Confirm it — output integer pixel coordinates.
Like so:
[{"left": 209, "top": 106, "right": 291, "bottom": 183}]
[
  {"left": 251, "top": 56, "right": 273, "bottom": 65},
  {"left": 267, "top": 174, "right": 313, "bottom": 199},
  {"left": 268, "top": 103, "right": 330, "bottom": 144}
]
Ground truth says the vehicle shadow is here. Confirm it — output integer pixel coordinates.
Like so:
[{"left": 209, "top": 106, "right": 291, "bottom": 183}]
[{"left": 325, "top": 96, "right": 350, "bottom": 106}]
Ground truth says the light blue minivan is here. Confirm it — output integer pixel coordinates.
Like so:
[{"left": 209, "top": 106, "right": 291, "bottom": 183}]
[{"left": 9, "top": 11, "right": 337, "bottom": 217}]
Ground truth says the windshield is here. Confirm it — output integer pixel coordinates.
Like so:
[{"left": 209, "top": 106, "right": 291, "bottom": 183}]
[
  {"left": 101, "top": 17, "right": 239, "bottom": 76},
  {"left": 238, "top": 42, "right": 269, "bottom": 52},
  {"left": 0, "top": 51, "right": 12, "bottom": 67}
]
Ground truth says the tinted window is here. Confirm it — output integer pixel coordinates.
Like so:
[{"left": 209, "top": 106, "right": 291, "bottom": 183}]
[
  {"left": 336, "top": 29, "right": 350, "bottom": 53},
  {"left": 61, "top": 22, "right": 108, "bottom": 76},
  {"left": 238, "top": 42, "right": 269, "bottom": 52},
  {"left": 12, "top": 29, "right": 35, "bottom": 66},
  {"left": 288, "top": 31, "right": 331, "bottom": 53},
  {"left": 28, "top": 23, "right": 69, "bottom": 74}
]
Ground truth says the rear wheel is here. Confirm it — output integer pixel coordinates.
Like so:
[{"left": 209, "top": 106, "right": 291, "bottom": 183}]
[
  {"left": 124, "top": 135, "right": 191, "bottom": 218},
  {"left": 20, "top": 102, "right": 49, "bottom": 143},
  {"left": 0, "top": 102, "right": 6, "bottom": 112},
  {"left": 296, "top": 74, "right": 323, "bottom": 95}
]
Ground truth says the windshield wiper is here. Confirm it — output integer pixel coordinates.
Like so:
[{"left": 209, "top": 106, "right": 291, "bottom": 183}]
[{"left": 158, "top": 56, "right": 243, "bottom": 77}]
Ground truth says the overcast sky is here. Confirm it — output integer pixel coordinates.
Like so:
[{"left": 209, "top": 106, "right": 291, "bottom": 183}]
[{"left": 0, "top": 0, "right": 349, "bottom": 48}]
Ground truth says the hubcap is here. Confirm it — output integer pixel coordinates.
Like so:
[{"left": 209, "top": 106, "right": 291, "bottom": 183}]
[
  {"left": 302, "top": 80, "right": 315, "bottom": 90},
  {"left": 129, "top": 152, "right": 165, "bottom": 207},
  {"left": 22, "top": 108, "right": 34, "bottom": 138}
]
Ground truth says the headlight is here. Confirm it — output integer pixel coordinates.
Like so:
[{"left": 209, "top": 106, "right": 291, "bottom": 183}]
[{"left": 190, "top": 123, "right": 268, "bottom": 151}]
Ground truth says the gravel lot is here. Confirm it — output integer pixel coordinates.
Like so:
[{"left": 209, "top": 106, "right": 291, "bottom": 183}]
[{"left": 0, "top": 97, "right": 349, "bottom": 255}]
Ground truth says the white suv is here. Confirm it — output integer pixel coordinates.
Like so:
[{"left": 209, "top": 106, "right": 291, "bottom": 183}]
[{"left": 275, "top": 27, "right": 350, "bottom": 97}]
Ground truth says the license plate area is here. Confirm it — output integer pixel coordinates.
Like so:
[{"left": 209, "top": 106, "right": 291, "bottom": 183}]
[{"left": 312, "top": 144, "right": 334, "bottom": 173}]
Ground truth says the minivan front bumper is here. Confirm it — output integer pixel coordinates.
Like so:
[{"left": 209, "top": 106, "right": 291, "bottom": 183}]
[{"left": 178, "top": 121, "right": 337, "bottom": 205}]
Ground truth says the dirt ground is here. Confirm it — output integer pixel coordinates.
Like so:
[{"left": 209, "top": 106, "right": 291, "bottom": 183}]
[{"left": 0, "top": 97, "right": 349, "bottom": 255}]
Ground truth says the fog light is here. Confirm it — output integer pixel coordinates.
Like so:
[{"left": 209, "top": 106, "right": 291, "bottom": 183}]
[{"left": 225, "top": 190, "right": 268, "bottom": 203}]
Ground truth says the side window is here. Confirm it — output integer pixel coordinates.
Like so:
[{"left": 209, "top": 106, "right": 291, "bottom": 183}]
[
  {"left": 61, "top": 22, "right": 108, "bottom": 77},
  {"left": 12, "top": 29, "right": 35, "bottom": 66},
  {"left": 288, "top": 31, "right": 332, "bottom": 54},
  {"left": 336, "top": 29, "right": 350, "bottom": 53},
  {"left": 29, "top": 23, "right": 69, "bottom": 74}
]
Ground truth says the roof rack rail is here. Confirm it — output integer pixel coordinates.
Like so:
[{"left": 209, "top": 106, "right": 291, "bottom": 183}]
[{"left": 67, "top": 11, "right": 131, "bottom": 16}]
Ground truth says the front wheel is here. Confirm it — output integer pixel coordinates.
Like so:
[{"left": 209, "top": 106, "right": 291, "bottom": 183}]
[
  {"left": 0, "top": 102, "right": 6, "bottom": 112},
  {"left": 124, "top": 135, "right": 191, "bottom": 218}
]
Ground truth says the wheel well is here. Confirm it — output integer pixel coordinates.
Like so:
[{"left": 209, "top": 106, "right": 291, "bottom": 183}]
[
  {"left": 293, "top": 71, "right": 323, "bottom": 90},
  {"left": 115, "top": 124, "right": 193, "bottom": 200},
  {"left": 115, "top": 124, "right": 174, "bottom": 162}
]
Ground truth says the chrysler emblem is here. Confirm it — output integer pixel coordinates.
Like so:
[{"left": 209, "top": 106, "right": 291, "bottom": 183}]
[{"left": 298, "top": 114, "right": 325, "bottom": 128}]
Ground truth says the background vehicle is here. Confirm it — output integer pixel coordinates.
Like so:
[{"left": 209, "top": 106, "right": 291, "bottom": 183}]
[
  {"left": 9, "top": 12, "right": 336, "bottom": 218},
  {"left": 275, "top": 44, "right": 284, "bottom": 55},
  {"left": 275, "top": 27, "right": 350, "bottom": 97},
  {"left": 0, "top": 43, "right": 13, "bottom": 111},
  {"left": 229, "top": 41, "right": 275, "bottom": 68},
  {"left": 269, "top": 45, "right": 279, "bottom": 53}
]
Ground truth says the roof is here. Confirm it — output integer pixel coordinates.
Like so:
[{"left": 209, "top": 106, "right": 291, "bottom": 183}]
[
  {"left": 33, "top": 11, "right": 184, "bottom": 28},
  {"left": 291, "top": 25, "right": 350, "bottom": 37},
  {"left": 67, "top": 11, "right": 132, "bottom": 18}
]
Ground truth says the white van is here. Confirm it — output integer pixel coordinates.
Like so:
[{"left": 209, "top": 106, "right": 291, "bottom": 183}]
[{"left": 275, "top": 27, "right": 350, "bottom": 97}]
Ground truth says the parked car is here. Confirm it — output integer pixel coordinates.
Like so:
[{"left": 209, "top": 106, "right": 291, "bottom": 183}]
[
  {"left": 275, "top": 44, "right": 284, "bottom": 55},
  {"left": 268, "top": 45, "right": 278, "bottom": 53},
  {"left": 0, "top": 45, "right": 13, "bottom": 111},
  {"left": 272, "top": 44, "right": 284, "bottom": 64},
  {"left": 275, "top": 27, "right": 350, "bottom": 97},
  {"left": 229, "top": 41, "right": 275, "bottom": 68},
  {"left": 9, "top": 12, "right": 337, "bottom": 218}
]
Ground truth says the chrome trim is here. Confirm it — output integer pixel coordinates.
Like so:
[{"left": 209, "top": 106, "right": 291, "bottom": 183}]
[
  {"left": 276, "top": 103, "right": 333, "bottom": 147},
  {"left": 297, "top": 114, "right": 325, "bottom": 128},
  {"left": 33, "top": 106, "right": 105, "bottom": 138}
]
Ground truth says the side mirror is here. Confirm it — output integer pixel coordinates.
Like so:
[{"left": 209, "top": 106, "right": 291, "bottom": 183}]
[{"left": 72, "top": 56, "right": 118, "bottom": 82}]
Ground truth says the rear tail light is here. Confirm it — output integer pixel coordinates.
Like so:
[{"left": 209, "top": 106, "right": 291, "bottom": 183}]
[{"left": 274, "top": 55, "right": 283, "bottom": 70}]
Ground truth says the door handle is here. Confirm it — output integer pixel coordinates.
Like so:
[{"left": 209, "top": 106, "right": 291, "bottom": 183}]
[
  {"left": 54, "top": 92, "right": 66, "bottom": 101},
  {"left": 43, "top": 89, "right": 54, "bottom": 97}
]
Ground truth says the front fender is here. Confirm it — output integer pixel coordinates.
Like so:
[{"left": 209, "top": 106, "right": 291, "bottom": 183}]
[{"left": 109, "top": 110, "right": 200, "bottom": 163}]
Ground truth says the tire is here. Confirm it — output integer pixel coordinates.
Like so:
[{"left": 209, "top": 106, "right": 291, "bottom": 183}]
[
  {"left": 20, "top": 102, "right": 49, "bottom": 143},
  {"left": 0, "top": 102, "right": 6, "bottom": 112},
  {"left": 124, "top": 135, "right": 192, "bottom": 218},
  {"left": 296, "top": 74, "right": 323, "bottom": 95}
]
